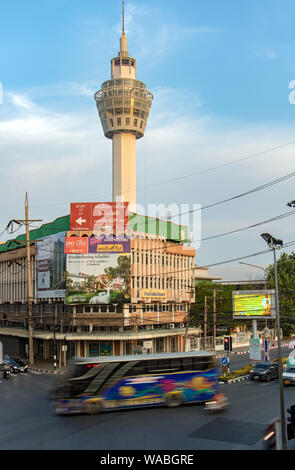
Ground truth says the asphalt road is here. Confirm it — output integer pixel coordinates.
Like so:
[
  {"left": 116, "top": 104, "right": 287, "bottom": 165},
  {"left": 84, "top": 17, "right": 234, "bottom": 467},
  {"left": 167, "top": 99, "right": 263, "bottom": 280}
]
[
  {"left": 217, "top": 343, "right": 291, "bottom": 375},
  {"left": 1, "top": 367, "right": 295, "bottom": 452}
]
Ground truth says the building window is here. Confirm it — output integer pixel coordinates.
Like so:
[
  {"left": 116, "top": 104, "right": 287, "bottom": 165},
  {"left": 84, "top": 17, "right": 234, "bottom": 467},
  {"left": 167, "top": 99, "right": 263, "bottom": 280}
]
[
  {"left": 117, "top": 118, "right": 121, "bottom": 126},
  {"left": 126, "top": 118, "right": 130, "bottom": 125},
  {"left": 134, "top": 119, "right": 138, "bottom": 126}
]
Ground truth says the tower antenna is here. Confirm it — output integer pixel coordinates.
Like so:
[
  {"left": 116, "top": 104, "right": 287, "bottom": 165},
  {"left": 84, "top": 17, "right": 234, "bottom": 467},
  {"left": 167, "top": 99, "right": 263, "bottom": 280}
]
[{"left": 122, "top": 0, "right": 125, "bottom": 34}]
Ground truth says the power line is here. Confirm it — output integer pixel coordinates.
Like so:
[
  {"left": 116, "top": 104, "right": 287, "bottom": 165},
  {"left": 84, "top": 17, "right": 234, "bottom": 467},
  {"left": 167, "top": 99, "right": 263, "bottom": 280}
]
[{"left": 23, "top": 139, "right": 295, "bottom": 208}]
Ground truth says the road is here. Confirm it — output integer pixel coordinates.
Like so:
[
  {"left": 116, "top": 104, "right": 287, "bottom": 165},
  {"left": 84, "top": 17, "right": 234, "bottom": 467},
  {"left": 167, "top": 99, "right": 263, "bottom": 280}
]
[
  {"left": 217, "top": 343, "right": 291, "bottom": 375},
  {"left": 1, "top": 367, "right": 295, "bottom": 451}
]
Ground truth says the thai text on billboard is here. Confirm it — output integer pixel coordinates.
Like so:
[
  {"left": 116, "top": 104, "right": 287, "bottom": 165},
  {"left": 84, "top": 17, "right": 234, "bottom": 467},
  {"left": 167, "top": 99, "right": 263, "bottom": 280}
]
[
  {"left": 70, "top": 202, "right": 129, "bottom": 233},
  {"left": 232, "top": 290, "right": 276, "bottom": 319}
]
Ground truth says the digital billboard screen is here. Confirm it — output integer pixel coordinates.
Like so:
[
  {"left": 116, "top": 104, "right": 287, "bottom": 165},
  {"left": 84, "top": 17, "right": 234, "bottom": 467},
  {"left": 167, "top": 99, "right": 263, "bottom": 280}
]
[{"left": 232, "top": 290, "right": 276, "bottom": 319}]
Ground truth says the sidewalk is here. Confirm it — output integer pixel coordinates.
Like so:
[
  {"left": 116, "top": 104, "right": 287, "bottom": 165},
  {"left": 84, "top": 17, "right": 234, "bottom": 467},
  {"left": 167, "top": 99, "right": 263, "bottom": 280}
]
[{"left": 29, "top": 360, "right": 66, "bottom": 375}]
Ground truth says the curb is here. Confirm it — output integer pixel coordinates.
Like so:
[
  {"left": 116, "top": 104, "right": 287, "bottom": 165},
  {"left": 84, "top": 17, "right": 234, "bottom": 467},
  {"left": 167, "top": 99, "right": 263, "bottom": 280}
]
[
  {"left": 28, "top": 367, "right": 63, "bottom": 375},
  {"left": 219, "top": 375, "right": 250, "bottom": 384},
  {"left": 215, "top": 342, "right": 289, "bottom": 359}
]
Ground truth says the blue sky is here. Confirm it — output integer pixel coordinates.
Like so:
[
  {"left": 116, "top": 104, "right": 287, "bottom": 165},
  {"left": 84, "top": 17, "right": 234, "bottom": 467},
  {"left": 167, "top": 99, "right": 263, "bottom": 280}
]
[{"left": 0, "top": 0, "right": 295, "bottom": 281}]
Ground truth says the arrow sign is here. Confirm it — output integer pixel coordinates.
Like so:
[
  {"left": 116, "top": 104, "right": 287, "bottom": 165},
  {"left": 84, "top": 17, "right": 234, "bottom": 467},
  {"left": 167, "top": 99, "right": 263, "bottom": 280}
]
[
  {"left": 76, "top": 217, "right": 86, "bottom": 226},
  {"left": 221, "top": 357, "right": 229, "bottom": 365}
]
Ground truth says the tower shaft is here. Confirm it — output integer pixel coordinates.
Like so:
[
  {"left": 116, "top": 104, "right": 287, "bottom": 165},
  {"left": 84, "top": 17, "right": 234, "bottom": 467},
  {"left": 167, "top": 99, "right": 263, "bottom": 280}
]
[{"left": 112, "top": 133, "right": 136, "bottom": 205}]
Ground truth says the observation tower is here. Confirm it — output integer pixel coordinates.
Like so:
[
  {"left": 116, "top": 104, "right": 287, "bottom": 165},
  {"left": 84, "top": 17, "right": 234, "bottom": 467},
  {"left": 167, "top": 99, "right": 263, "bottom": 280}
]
[{"left": 94, "top": 1, "right": 153, "bottom": 208}]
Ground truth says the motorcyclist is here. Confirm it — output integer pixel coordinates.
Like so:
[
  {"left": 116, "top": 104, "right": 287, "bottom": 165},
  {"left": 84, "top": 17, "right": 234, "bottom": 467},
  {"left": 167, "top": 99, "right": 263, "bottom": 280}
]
[
  {"left": 3, "top": 362, "right": 11, "bottom": 379},
  {"left": 205, "top": 392, "right": 229, "bottom": 412}
]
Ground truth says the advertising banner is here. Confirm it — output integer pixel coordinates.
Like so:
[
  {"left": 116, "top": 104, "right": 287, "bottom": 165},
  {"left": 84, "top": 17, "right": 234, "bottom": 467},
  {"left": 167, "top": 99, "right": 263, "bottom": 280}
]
[
  {"left": 88, "top": 236, "right": 130, "bottom": 254},
  {"left": 70, "top": 202, "right": 129, "bottom": 233},
  {"left": 232, "top": 290, "right": 276, "bottom": 319},
  {"left": 65, "top": 237, "right": 88, "bottom": 254},
  {"left": 36, "top": 232, "right": 66, "bottom": 298},
  {"left": 65, "top": 252, "right": 131, "bottom": 304},
  {"left": 249, "top": 338, "right": 261, "bottom": 361}
]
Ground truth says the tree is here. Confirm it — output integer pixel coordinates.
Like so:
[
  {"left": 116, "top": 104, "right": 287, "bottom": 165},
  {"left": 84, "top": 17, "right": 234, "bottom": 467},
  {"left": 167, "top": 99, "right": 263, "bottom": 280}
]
[{"left": 266, "top": 251, "right": 295, "bottom": 336}]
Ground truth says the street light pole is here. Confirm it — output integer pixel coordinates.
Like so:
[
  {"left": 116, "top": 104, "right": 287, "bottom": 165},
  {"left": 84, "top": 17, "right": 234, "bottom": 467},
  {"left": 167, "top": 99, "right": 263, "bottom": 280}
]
[
  {"left": 261, "top": 233, "right": 287, "bottom": 450},
  {"left": 239, "top": 261, "right": 267, "bottom": 290},
  {"left": 273, "top": 245, "right": 287, "bottom": 450}
]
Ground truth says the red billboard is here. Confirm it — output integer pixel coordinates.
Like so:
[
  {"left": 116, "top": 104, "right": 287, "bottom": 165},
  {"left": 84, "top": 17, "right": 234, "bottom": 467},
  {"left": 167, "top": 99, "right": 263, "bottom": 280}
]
[
  {"left": 70, "top": 202, "right": 129, "bottom": 232},
  {"left": 65, "top": 237, "right": 88, "bottom": 254}
]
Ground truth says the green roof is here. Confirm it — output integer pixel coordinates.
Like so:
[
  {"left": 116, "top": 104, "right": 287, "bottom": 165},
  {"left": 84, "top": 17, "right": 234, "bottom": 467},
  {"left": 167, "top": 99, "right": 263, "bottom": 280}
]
[{"left": 0, "top": 212, "right": 189, "bottom": 253}]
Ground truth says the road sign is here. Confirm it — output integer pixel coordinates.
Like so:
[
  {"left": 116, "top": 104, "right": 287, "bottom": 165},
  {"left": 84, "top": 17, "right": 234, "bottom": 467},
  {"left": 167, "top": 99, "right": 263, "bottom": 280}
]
[
  {"left": 249, "top": 338, "right": 261, "bottom": 361},
  {"left": 70, "top": 202, "right": 129, "bottom": 232},
  {"left": 221, "top": 357, "right": 229, "bottom": 365}
]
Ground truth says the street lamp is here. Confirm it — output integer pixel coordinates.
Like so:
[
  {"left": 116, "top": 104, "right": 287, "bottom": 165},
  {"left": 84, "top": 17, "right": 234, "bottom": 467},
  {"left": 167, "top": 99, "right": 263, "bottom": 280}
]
[
  {"left": 239, "top": 261, "right": 267, "bottom": 289},
  {"left": 260, "top": 232, "right": 287, "bottom": 450}
]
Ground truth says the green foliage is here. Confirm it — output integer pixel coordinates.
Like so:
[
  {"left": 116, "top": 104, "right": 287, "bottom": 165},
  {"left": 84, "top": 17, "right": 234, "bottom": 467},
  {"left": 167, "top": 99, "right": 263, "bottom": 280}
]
[
  {"left": 219, "top": 364, "right": 252, "bottom": 382},
  {"left": 266, "top": 251, "right": 295, "bottom": 335},
  {"left": 191, "top": 280, "right": 263, "bottom": 335}
]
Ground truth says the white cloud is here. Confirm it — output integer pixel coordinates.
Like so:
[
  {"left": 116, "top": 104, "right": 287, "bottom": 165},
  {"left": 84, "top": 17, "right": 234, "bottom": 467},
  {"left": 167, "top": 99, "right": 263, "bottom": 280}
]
[{"left": 257, "top": 49, "right": 278, "bottom": 60}]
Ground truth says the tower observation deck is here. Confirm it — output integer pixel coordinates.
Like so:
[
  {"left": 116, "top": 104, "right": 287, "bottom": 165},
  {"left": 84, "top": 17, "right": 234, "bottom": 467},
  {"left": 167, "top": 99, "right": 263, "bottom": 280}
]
[{"left": 94, "top": 1, "right": 153, "bottom": 207}]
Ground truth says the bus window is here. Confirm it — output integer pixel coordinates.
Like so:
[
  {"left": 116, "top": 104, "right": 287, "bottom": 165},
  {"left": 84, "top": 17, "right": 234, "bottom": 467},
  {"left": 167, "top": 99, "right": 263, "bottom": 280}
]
[
  {"left": 129, "top": 361, "right": 146, "bottom": 376},
  {"left": 145, "top": 359, "right": 181, "bottom": 374},
  {"left": 182, "top": 357, "right": 193, "bottom": 371},
  {"left": 84, "top": 362, "right": 121, "bottom": 394},
  {"left": 192, "top": 356, "right": 212, "bottom": 371}
]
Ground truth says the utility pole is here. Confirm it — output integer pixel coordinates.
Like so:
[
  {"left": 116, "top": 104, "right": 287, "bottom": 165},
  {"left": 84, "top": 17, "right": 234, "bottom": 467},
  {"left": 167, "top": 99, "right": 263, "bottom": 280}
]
[
  {"left": 6, "top": 195, "right": 42, "bottom": 366},
  {"left": 25, "top": 193, "right": 34, "bottom": 366},
  {"left": 213, "top": 289, "right": 216, "bottom": 354},
  {"left": 204, "top": 296, "right": 207, "bottom": 350}
]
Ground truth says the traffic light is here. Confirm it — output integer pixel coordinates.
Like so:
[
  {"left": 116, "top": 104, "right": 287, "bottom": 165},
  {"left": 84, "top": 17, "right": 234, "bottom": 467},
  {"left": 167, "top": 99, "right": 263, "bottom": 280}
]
[
  {"left": 287, "top": 404, "right": 295, "bottom": 440},
  {"left": 224, "top": 336, "right": 232, "bottom": 352}
]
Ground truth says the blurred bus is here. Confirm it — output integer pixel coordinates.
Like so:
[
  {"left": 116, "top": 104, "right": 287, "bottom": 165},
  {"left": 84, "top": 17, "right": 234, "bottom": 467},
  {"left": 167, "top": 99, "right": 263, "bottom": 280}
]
[{"left": 52, "top": 351, "right": 219, "bottom": 415}]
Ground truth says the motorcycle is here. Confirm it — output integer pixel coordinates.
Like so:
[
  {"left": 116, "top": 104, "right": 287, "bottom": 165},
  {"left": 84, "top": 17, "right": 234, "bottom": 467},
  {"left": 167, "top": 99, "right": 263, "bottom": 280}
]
[
  {"left": 3, "top": 364, "right": 11, "bottom": 379},
  {"left": 205, "top": 393, "right": 229, "bottom": 413}
]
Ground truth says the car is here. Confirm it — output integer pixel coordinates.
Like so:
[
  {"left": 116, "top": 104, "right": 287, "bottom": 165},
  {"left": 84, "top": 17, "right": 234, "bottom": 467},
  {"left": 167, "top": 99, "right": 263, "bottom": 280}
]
[
  {"left": 249, "top": 362, "right": 279, "bottom": 381},
  {"left": 283, "top": 365, "right": 295, "bottom": 386},
  {"left": 11, "top": 358, "right": 28, "bottom": 373}
]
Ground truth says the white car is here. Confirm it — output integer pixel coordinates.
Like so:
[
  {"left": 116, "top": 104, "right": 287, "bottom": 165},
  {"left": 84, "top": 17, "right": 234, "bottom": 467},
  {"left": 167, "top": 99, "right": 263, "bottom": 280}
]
[{"left": 283, "top": 365, "right": 295, "bottom": 386}]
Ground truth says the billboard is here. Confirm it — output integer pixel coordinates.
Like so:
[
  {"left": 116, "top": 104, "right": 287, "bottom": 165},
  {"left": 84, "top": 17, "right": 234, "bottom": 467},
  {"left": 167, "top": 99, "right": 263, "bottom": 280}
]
[
  {"left": 70, "top": 202, "right": 129, "bottom": 233},
  {"left": 36, "top": 232, "right": 66, "bottom": 298},
  {"left": 232, "top": 290, "right": 276, "bottom": 319},
  {"left": 249, "top": 338, "right": 261, "bottom": 361},
  {"left": 65, "top": 252, "right": 131, "bottom": 304},
  {"left": 65, "top": 235, "right": 130, "bottom": 254},
  {"left": 65, "top": 237, "right": 88, "bottom": 254}
]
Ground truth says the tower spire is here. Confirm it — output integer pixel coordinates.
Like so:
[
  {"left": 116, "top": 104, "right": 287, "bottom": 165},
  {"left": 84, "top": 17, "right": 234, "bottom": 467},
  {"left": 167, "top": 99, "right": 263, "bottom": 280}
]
[
  {"left": 120, "top": 0, "right": 128, "bottom": 54},
  {"left": 122, "top": 0, "right": 125, "bottom": 34}
]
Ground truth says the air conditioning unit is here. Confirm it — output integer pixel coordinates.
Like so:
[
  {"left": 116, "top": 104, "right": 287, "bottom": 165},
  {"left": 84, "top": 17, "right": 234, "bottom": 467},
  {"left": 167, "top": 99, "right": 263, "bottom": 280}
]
[
  {"left": 169, "top": 323, "right": 175, "bottom": 329},
  {"left": 77, "top": 326, "right": 82, "bottom": 333},
  {"left": 89, "top": 324, "right": 93, "bottom": 333},
  {"left": 179, "top": 323, "right": 185, "bottom": 328}
]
